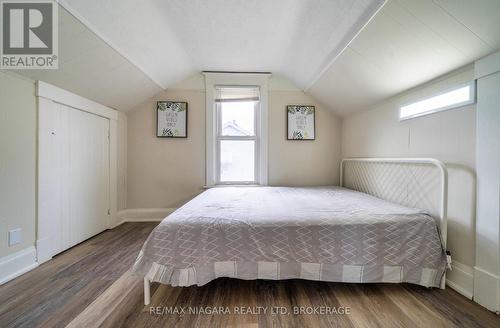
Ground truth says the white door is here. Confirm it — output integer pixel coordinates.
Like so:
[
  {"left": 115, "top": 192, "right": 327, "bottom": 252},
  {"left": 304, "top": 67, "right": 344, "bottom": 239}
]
[
  {"left": 38, "top": 102, "right": 110, "bottom": 255},
  {"left": 67, "top": 105, "right": 110, "bottom": 247},
  {"left": 38, "top": 99, "right": 67, "bottom": 257}
]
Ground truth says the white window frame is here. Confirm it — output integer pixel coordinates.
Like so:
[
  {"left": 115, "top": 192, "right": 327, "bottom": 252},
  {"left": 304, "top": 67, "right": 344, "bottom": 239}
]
[
  {"left": 399, "top": 81, "right": 476, "bottom": 121},
  {"left": 216, "top": 89, "right": 259, "bottom": 184},
  {"left": 204, "top": 72, "right": 270, "bottom": 186}
]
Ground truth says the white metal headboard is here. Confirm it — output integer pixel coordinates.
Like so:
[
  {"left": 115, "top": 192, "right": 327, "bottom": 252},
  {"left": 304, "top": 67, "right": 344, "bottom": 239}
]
[{"left": 340, "top": 158, "right": 448, "bottom": 250}]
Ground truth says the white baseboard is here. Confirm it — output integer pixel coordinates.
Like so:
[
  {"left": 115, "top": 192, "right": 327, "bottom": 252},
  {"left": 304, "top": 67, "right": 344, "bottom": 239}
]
[
  {"left": 0, "top": 246, "right": 38, "bottom": 285},
  {"left": 446, "top": 260, "right": 474, "bottom": 299},
  {"left": 117, "top": 208, "right": 176, "bottom": 223},
  {"left": 36, "top": 236, "right": 53, "bottom": 265},
  {"left": 473, "top": 266, "right": 500, "bottom": 312}
]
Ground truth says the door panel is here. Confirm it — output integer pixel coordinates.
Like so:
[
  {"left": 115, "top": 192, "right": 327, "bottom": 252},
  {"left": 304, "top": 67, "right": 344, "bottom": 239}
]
[
  {"left": 39, "top": 102, "right": 110, "bottom": 256},
  {"left": 38, "top": 100, "right": 64, "bottom": 256},
  {"left": 67, "top": 105, "right": 110, "bottom": 246}
]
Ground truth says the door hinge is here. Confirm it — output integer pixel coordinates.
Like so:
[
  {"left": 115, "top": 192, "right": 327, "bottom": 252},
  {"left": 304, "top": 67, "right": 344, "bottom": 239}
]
[{"left": 107, "top": 209, "right": 111, "bottom": 215}]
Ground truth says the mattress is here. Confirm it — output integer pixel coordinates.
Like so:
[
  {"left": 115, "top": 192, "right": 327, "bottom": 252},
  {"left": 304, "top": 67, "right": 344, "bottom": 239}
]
[{"left": 132, "top": 186, "right": 447, "bottom": 288}]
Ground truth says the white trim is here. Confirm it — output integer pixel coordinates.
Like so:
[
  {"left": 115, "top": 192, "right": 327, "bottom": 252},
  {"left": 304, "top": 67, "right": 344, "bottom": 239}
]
[
  {"left": 0, "top": 246, "right": 38, "bottom": 285},
  {"left": 36, "top": 237, "right": 53, "bottom": 265},
  {"left": 109, "top": 119, "right": 119, "bottom": 228},
  {"left": 340, "top": 157, "right": 448, "bottom": 289},
  {"left": 117, "top": 208, "right": 177, "bottom": 223},
  {"left": 204, "top": 73, "right": 270, "bottom": 186},
  {"left": 474, "top": 57, "right": 500, "bottom": 312},
  {"left": 205, "top": 78, "right": 217, "bottom": 186},
  {"left": 474, "top": 50, "right": 500, "bottom": 79},
  {"left": 473, "top": 266, "right": 500, "bottom": 312},
  {"left": 446, "top": 261, "right": 474, "bottom": 300},
  {"left": 203, "top": 184, "right": 261, "bottom": 189},
  {"left": 56, "top": 0, "right": 165, "bottom": 89},
  {"left": 215, "top": 87, "right": 259, "bottom": 184},
  {"left": 37, "top": 81, "right": 118, "bottom": 120}
]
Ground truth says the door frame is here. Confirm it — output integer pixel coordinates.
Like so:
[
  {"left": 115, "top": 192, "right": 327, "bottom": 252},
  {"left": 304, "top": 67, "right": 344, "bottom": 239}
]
[{"left": 36, "top": 81, "right": 119, "bottom": 264}]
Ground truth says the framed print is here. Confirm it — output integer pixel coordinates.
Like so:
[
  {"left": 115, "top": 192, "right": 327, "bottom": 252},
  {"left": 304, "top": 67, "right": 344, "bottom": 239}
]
[
  {"left": 287, "top": 105, "right": 315, "bottom": 140},
  {"left": 157, "top": 101, "right": 188, "bottom": 138}
]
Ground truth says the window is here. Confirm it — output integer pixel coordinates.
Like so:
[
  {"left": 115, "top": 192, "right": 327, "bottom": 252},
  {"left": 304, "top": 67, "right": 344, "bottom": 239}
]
[
  {"left": 204, "top": 72, "right": 269, "bottom": 186},
  {"left": 216, "top": 87, "right": 259, "bottom": 184},
  {"left": 399, "top": 82, "right": 475, "bottom": 120}
]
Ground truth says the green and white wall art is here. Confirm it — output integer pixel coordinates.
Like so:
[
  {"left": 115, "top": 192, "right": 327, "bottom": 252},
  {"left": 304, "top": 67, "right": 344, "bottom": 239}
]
[
  {"left": 157, "top": 101, "right": 188, "bottom": 138},
  {"left": 287, "top": 105, "right": 315, "bottom": 140}
]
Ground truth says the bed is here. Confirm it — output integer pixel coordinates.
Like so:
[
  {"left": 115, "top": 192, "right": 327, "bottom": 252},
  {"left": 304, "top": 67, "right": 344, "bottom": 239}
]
[{"left": 133, "top": 158, "right": 449, "bottom": 305}]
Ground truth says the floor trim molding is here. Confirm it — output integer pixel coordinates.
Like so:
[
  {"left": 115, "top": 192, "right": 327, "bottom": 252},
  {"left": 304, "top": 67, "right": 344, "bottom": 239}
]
[
  {"left": 36, "top": 236, "right": 53, "bottom": 265},
  {"left": 117, "top": 208, "right": 177, "bottom": 223},
  {"left": 0, "top": 246, "right": 38, "bottom": 285},
  {"left": 473, "top": 266, "right": 500, "bottom": 312},
  {"left": 446, "top": 260, "right": 474, "bottom": 300}
]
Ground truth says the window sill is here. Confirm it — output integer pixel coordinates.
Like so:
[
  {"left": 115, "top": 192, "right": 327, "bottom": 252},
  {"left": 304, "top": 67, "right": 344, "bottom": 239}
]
[{"left": 203, "top": 184, "right": 262, "bottom": 189}]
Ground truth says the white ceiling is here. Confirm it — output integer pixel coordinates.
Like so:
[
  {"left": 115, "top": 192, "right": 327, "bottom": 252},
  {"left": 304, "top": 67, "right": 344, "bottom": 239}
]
[
  {"left": 60, "top": 0, "right": 385, "bottom": 90},
  {"left": 14, "top": 7, "right": 162, "bottom": 112},
  {"left": 11, "top": 0, "right": 500, "bottom": 115},
  {"left": 307, "top": 0, "right": 500, "bottom": 116}
]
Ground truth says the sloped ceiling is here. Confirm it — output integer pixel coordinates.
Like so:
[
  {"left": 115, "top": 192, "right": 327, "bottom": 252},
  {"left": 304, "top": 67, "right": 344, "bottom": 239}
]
[
  {"left": 12, "top": 6, "right": 162, "bottom": 112},
  {"left": 9, "top": 0, "right": 500, "bottom": 115},
  {"left": 307, "top": 0, "right": 500, "bottom": 116},
  {"left": 60, "top": 0, "right": 384, "bottom": 91}
]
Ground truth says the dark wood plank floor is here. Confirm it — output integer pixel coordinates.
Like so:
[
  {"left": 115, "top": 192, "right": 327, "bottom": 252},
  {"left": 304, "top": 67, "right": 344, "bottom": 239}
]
[{"left": 0, "top": 222, "right": 498, "bottom": 328}]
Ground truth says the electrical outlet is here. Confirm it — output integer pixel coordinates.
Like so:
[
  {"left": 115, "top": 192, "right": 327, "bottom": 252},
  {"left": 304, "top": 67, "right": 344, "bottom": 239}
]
[{"left": 8, "top": 228, "right": 22, "bottom": 246}]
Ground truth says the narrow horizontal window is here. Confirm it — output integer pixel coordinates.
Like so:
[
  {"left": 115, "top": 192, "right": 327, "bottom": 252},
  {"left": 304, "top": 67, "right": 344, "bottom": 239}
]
[{"left": 400, "top": 82, "right": 475, "bottom": 120}]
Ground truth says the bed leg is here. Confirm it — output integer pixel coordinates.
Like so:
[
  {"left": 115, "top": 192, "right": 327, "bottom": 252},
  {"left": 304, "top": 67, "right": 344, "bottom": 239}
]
[
  {"left": 144, "top": 277, "right": 151, "bottom": 305},
  {"left": 440, "top": 273, "right": 446, "bottom": 289}
]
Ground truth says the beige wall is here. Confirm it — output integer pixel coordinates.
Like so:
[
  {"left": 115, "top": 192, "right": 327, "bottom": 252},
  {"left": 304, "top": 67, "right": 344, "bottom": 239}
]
[
  {"left": 269, "top": 91, "right": 341, "bottom": 186},
  {"left": 127, "top": 76, "right": 342, "bottom": 209},
  {"left": 0, "top": 72, "right": 126, "bottom": 261},
  {"left": 342, "top": 66, "right": 476, "bottom": 269},
  {"left": 127, "top": 89, "right": 206, "bottom": 209},
  {"left": 0, "top": 72, "right": 37, "bottom": 257}
]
